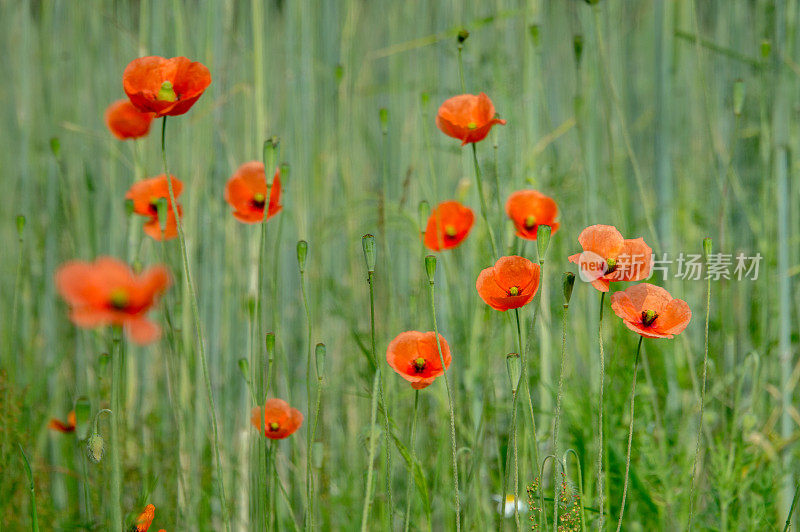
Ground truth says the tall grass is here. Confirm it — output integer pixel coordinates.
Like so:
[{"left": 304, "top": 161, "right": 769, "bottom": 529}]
[{"left": 1, "top": 0, "right": 798, "bottom": 530}]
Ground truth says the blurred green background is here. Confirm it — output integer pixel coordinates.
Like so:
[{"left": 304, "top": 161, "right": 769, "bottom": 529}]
[{"left": 1, "top": 0, "right": 798, "bottom": 530}]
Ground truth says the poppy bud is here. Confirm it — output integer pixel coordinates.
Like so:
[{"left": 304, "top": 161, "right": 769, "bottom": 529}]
[
  {"left": 238, "top": 358, "right": 250, "bottom": 383},
  {"left": 297, "top": 240, "right": 308, "bottom": 273},
  {"left": 379, "top": 108, "right": 389, "bottom": 134},
  {"left": 733, "top": 80, "right": 745, "bottom": 116},
  {"left": 573, "top": 34, "right": 584, "bottom": 64},
  {"left": 536, "top": 225, "right": 551, "bottom": 264},
  {"left": 457, "top": 29, "right": 469, "bottom": 44},
  {"left": 563, "top": 272, "right": 576, "bottom": 307},
  {"left": 761, "top": 40, "right": 771, "bottom": 59},
  {"left": 703, "top": 237, "right": 712, "bottom": 261},
  {"left": 315, "top": 343, "right": 326, "bottom": 380},
  {"left": 425, "top": 255, "right": 437, "bottom": 284},
  {"left": 15, "top": 215, "right": 25, "bottom": 238},
  {"left": 86, "top": 432, "right": 105, "bottom": 463},
  {"left": 362, "top": 234, "right": 376, "bottom": 273},
  {"left": 265, "top": 333, "right": 276, "bottom": 359},
  {"left": 506, "top": 353, "right": 521, "bottom": 393},
  {"left": 74, "top": 396, "right": 92, "bottom": 440},
  {"left": 529, "top": 24, "right": 540, "bottom": 47},
  {"left": 418, "top": 200, "right": 430, "bottom": 231}
]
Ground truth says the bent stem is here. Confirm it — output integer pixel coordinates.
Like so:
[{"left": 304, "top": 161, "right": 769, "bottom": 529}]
[
  {"left": 428, "top": 273, "right": 462, "bottom": 531},
  {"left": 110, "top": 327, "right": 124, "bottom": 532},
  {"left": 596, "top": 291, "right": 606, "bottom": 530},
  {"left": 403, "top": 390, "right": 420, "bottom": 532},
  {"left": 160, "top": 117, "right": 230, "bottom": 532},
  {"left": 615, "top": 336, "right": 643, "bottom": 532}
]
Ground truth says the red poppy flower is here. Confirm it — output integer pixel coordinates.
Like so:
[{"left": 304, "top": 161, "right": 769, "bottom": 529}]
[
  {"left": 386, "top": 331, "right": 452, "bottom": 390},
  {"left": 125, "top": 175, "right": 183, "bottom": 241},
  {"left": 104, "top": 99, "right": 154, "bottom": 140},
  {"left": 55, "top": 257, "right": 170, "bottom": 345},
  {"left": 48, "top": 410, "right": 76, "bottom": 433},
  {"left": 123, "top": 56, "right": 211, "bottom": 117},
  {"left": 567, "top": 225, "right": 653, "bottom": 292},
  {"left": 505, "top": 190, "right": 559, "bottom": 240},
  {"left": 224, "top": 162, "right": 282, "bottom": 223},
  {"left": 436, "top": 93, "right": 506, "bottom": 145},
  {"left": 251, "top": 399, "right": 303, "bottom": 440},
  {"left": 476, "top": 256, "right": 540, "bottom": 311},
  {"left": 610, "top": 283, "right": 691, "bottom": 339},
  {"left": 424, "top": 200, "right": 475, "bottom": 251},
  {"left": 133, "top": 504, "right": 155, "bottom": 532}
]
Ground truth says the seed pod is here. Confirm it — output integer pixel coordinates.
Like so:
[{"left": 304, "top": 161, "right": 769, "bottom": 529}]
[
  {"left": 425, "top": 255, "right": 437, "bottom": 283},
  {"left": 563, "top": 272, "right": 576, "bottom": 307},
  {"left": 362, "top": 234, "right": 376, "bottom": 273},
  {"left": 297, "top": 240, "right": 308, "bottom": 273}
]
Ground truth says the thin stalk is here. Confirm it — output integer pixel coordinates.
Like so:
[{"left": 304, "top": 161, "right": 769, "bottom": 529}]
[
  {"left": 596, "top": 291, "right": 606, "bottom": 530},
  {"left": 360, "top": 370, "right": 381, "bottom": 532},
  {"left": 10, "top": 220, "right": 24, "bottom": 380},
  {"left": 564, "top": 449, "right": 587, "bottom": 532},
  {"left": 19, "top": 444, "right": 39, "bottom": 532},
  {"left": 428, "top": 275, "right": 461, "bottom": 531},
  {"left": 615, "top": 336, "right": 643, "bottom": 532},
  {"left": 512, "top": 309, "right": 526, "bottom": 530},
  {"left": 403, "top": 390, "right": 420, "bottom": 532},
  {"left": 110, "top": 327, "right": 124, "bottom": 532},
  {"left": 553, "top": 300, "right": 571, "bottom": 530},
  {"left": 688, "top": 240, "right": 713, "bottom": 525},
  {"left": 470, "top": 143, "right": 499, "bottom": 260},
  {"left": 783, "top": 482, "right": 800, "bottom": 532},
  {"left": 457, "top": 42, "right": 467, "bottom": 93},
  {"left": 300, "top": 258, "right": 314, "bottom": 530},
  {"left": 159, "top": 117, "right": 230, "bottom": 532},
  {"left": 500, "top": 379, "right": 520, "bottom": 531}
]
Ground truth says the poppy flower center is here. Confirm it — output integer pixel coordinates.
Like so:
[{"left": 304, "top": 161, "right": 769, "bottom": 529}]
[
  {"left": 413, "top": 357, "right": 427, "bottom": 372},
  {"left": 467, "top": 122, "right": 478, "bottom": 130},
  {"left": 148, "top": 197, "right": 160, "bottom": 215},
  {"left": 444, "top": 225, "right": 457, "bottom": 238},
  {"left": 157, "top": 81, "right": 178, "bottom": 102},
  {"left": 641, "top": 309, "right": 658, "bottom": 327},
  {"left": 508, "top": 286, "right": 520, "bottom": 296},
  {"left": 524, "top": 215, "right": 536, "bottom": 229},
  {"left": 109, "top": 288, "right": 130, "bottom": 310},
  {"left": 268, "top": 421, "right": 280, "bottom": 432},
  {"left": 605, "top": 257, "right": 618, "bottom": 274},
  {"left": 252, "top": 193, "right": 266, "bottom": 209}
]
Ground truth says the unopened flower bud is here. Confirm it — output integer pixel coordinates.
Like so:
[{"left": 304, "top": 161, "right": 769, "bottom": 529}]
[
  {"left": 362, "top": 234, "right": 376, "bottom": 273},
  {"left": 86, "top": 433, "right": 105, "bottom": 463},
  {"left": 563, "top": 272, "right": 576, "bottom": 307},
  {"left": 536, "top": 225, "right": 552, "bottom": 264},
  {"left": 297, "top": 240, "right": 308, "bottom": 273},
  {"left": 425, "top": 255, "right": 437, "bottom": 284}
]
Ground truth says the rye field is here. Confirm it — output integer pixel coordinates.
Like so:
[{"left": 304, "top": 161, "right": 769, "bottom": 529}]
[{"left": 1, "top": 1, "right": 799, "bottom": 530}]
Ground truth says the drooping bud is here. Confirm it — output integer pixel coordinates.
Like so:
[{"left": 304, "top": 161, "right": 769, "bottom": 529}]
[
  {"left": 506, "top": 353, "right": 521, "bottom": 393},
  {"left": 86, "top": 433, "right": 105, "bottom": 463},
  {"left": 536, "top": 225, "right": 552, "bottom": 264},
  {"left": 425, "top": 255, "right": 437, "bottom": 284},
  {"left": 457, "top": 29, "right": 470, "bottom": 44},
  {"left": 733, "top": 80, "right": 745, "bottom": 116},
  {"left": 297, "top": 240, "right": 308, "bottom": 273},
  {"left": 562, "top": 272, "right": 576, "bottom": 307},
  {"left": 238, "top": 358, "right": 250, "bottom": 383},
  {"left": 315, "top": 343, "right": 326, "bottom": 380},
  {"left": 157, "top": 81, "right": 177, "bottom": 102},
  {"left": 362, "top": 234, "right": 376, "bottom": 273}
]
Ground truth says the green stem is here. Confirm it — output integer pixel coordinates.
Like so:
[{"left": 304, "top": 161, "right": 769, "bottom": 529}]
[
  {"left": 615, "top": 336, "right": 643, "bottom": 532},
  {"left": 501, "top": 383, "right": 520, "bottom": 530},
  {"left": 596, "top": 291, "right": 606, "bottom": 530},
  {"left": 428, "top": 277, "right": 461, "bottom": 531},
  {"left": 300, "top": 262, "right": 314, "bottom": 530},
  {"left": 403, "top": 390, "right": 420, "bottom": 532},
  {"left": 110, "top": 327, "right": 124, "bottom": 531},
  {"left": 159, "top": 117, "right": 230, "bottom": 532},
  {"left": 470, "top": 143, "right": 499, "bottom": 260},
  {"left": 360, "top": 370, "right": 381, "bottom": 532},
  {"left": 512, "top": 309, "right": 525, "bottom": 530},
  {"left": 553, "top": 301, "right": 571, "bottom": 531},
  {"left": 19, "top": 444, "right": 39, "bottom": 532}
]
